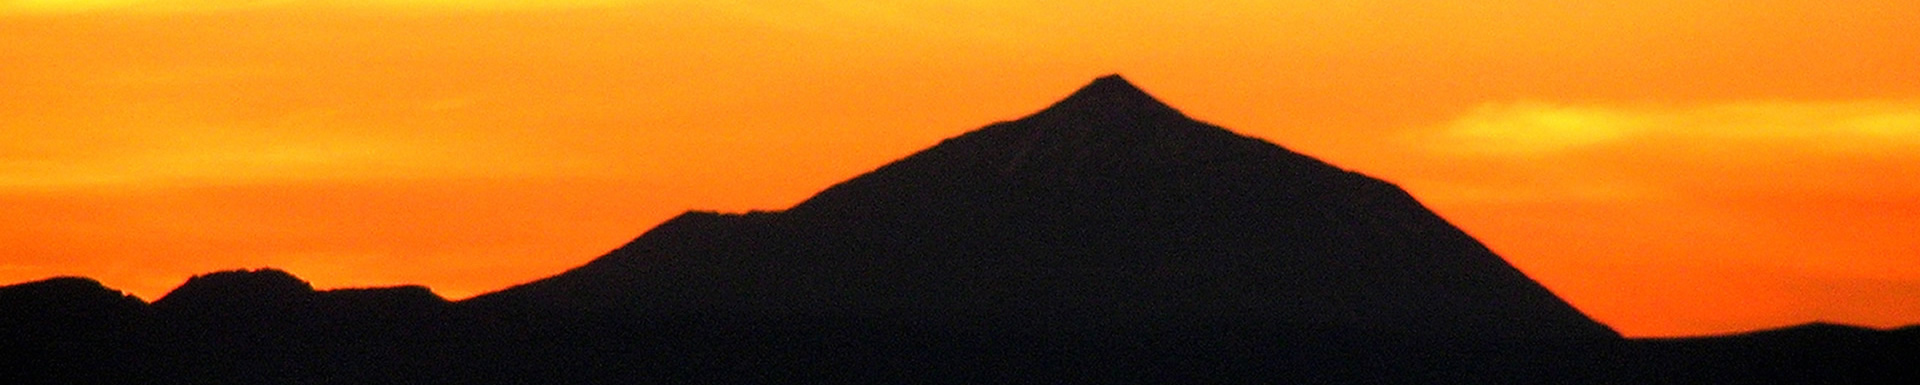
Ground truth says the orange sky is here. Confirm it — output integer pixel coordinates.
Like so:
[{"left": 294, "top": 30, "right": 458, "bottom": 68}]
[{"left": 3, "top": 1, "right": 1916, "bottom": 337}]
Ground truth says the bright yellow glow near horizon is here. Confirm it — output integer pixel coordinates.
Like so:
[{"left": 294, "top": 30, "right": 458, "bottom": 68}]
[
  {"left": 0, "top": 0, "right": 669, "bottom": 14},
  {"left": 3, "top": 0, "right": 1918, "bottom": 337}
]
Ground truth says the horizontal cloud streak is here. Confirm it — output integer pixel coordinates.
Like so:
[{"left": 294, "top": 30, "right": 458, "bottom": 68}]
[{"left": 1420, "top": 100, "right": 1920, "bottom": 157}]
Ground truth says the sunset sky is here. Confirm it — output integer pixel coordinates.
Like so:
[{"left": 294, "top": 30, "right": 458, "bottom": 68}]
[{"left": 3, "top": 0, "right": 1916, "bottom": 337}]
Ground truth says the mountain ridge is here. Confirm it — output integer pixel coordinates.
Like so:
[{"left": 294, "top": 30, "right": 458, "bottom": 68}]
[{"left": 474, "top": 74, "right": 1618, "bottom": 342}]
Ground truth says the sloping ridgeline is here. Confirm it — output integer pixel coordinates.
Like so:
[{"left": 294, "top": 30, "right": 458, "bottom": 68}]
[{"left": 4, "top": 76, "right": 1917, "bottom": 384}]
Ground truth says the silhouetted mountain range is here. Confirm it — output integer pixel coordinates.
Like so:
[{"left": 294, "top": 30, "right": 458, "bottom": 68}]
[
  {"left": 3, "top": 76, "right": 1916, "bottom": 384},
  {"left": 473, "top": 75, "right": 1612, "bottom": 343}
]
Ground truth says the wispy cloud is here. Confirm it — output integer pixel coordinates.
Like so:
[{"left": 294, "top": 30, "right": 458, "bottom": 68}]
[{"left": 1418, "top": 100, "right": 1920, "bottom": 157}]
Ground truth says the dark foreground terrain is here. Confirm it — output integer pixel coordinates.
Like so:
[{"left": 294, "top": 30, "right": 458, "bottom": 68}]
[
  {"left": 5, "top": 76, "right": 1915, "bottom": 384},
  {"left": 5, "top": 273, "right": 1916, "bottom": 384}
]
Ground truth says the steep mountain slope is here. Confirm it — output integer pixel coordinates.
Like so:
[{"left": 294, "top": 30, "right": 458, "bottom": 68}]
[{"left": 475, "top": 75, "right": 1617, "bottom": 342}]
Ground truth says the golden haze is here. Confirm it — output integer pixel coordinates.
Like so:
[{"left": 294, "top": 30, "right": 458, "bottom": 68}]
[{"left": 3, "top": 1, "right": 1917, "bottom": 337}]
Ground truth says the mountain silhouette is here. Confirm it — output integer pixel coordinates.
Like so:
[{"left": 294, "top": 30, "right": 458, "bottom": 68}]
[
  {"left": 0, "top": 276, "right": 146, "bottom": 345},
  {"left": 0, "top": 277, "right": 146, "bottom": 325},
  {"left": 0, "top": 270, "right": 462, "bottom": 385},
  {"left": 151, "top": 269, "right": 315, "bottom": 312},
  {"left": 148, "top": 268, "right": 447, "bottom": 319},
  {"left": 475, "top": 75, "right": 1616, "bottom": 342},
  {"left": 3, "top": 75, "right": 1918, "bottom": 384}
]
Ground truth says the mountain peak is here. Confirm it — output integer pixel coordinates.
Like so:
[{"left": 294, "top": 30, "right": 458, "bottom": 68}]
[
  {"left": 490, "top": 74, "right": 1619, "bottom": 343},
  {"left": 1081, "top": 74, "right": 1146, "bottom": 96},
  {"left": 1032, "top": 74, "right": 1184, "bottom": 123},
  {"left": 152, "top": 268, "right": 315, "bottom": 311},
  {"left": 0, "top": 276, "right": 147, "bottom": 308}
]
